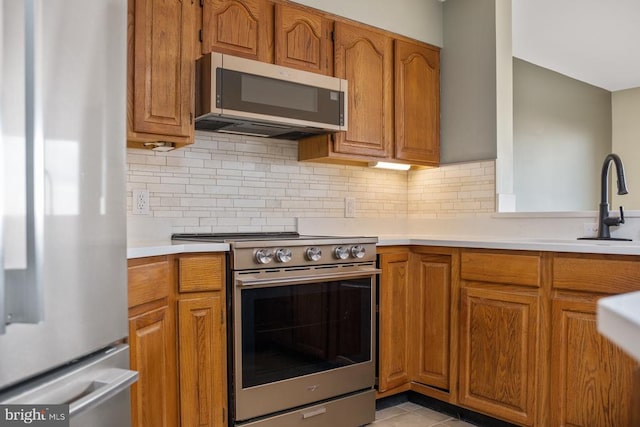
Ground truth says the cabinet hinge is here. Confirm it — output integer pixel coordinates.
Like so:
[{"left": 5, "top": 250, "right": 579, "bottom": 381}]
[
  {"left": 222, "top": 408, "right": 226, "bottom": 424},
  {"left": 221, "top": 310, "right": 224, "bottom": 325},
  {"left": 199, "top": 29, "right": 203, "bottom": 42},
  {"left": 331, "top": 30, "right": 335, "bottom": 42},
  {"left": 189, "top": 112, "right": 193, "bottom": 125}
]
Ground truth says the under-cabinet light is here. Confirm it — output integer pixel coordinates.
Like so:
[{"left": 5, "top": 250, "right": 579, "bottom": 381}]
[
  {"left": 144, "top": 141, "right": 175, "bottom": 152},
  {"left": 368, "top": 161, "right": 411, "bottom": 171}
]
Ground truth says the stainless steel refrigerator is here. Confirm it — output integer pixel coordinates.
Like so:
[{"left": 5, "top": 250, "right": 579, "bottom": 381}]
[{"left": 0, "top": 0, "right": 136, "bottom": 425}]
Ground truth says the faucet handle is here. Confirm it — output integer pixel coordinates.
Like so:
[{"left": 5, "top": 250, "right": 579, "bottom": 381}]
[{"left": 619, "top": 206, "right": 625, "bottom": 224}]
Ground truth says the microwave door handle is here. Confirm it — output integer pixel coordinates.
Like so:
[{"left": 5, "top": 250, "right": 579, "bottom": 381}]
[{"left": 2, "top": 0, "right": 44, "bottom": 334}]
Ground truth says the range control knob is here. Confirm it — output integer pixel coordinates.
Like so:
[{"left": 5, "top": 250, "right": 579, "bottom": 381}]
[
  {"left": 334, "top": 246, "right": 350, "bottom": 260},
  {"left": 350, "top": 245, "right": 366, "bottom": 259},
  {"left": 255, "top": 248, "right": 274, "bottom": 264},
  {"left": 275, "top": 248, "right": 292, "bottom": 263},
  {"left": 306, "top": 247, "right": 322, "bottom": 262}
]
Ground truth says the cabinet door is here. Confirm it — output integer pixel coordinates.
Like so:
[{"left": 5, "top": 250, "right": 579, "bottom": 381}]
[
  {"left": 333, "top": 22, "right": 393, "bottom": 158},
  {"left": 410, "top": 254, "right": 450, "bottom": 390},
  {"left": 178, "top": 295, "right": 227, "bottom": 427},
  {"left": 550, "top": 296, "right": 635, "bottom": 427},
  {"left": 129, "top": 305, "right": 179, "bottom": 427},
  {"left": 459, "top": 287, "right": 538, "bottom": 426},
  {"left": 274, "top": 4, "right": 332, "bottom": 75},
  {"left": 378, "top": 251, "right": 410, "bottom": 392},
  {"left": 394, "top": 39, "right": 440, "bottom": 166},
  {"left": 202, "top": 0, "right": 273, "bottom": 62},
  {"left": 128, "top": 0, "right": 194, "bottom": 144}
]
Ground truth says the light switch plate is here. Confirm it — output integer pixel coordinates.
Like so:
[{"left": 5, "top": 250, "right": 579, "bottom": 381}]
[{"left": 345, "top": 197, "right": 355, "bottom": 218}]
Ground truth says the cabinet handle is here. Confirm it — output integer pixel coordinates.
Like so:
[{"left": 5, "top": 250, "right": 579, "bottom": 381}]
[{"left": 302, "top": 407, "right": 326, "bottom": 419}]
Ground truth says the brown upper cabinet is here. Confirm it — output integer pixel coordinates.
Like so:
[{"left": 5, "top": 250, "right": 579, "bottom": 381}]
[
  {"left": 298, "top": 22, "right": 394, "bottom": 163},
  {"left": 201, "top": 0, "right": 274, "bottom": 62},
  {"left": 394, "top": 39, "right": 440, "bottom": 166},
  {"left": 274, "top": 3, "right": 333, "bottom": 75},
  {"left": 332, "top": 22, "right": 394, "bottom": 159},
  {"left": 298, "top": 22, "right": 440, "bottom": 167},
  {"left": 128, "top": 0, "right": 440, "bottom": 158},
  {"left": 127, "top": 0, "right": 196, "bottom": 148}
]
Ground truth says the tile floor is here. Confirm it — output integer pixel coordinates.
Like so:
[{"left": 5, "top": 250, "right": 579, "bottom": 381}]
[{"left": 370, "top": 402, "right": 477, "bottom": 427}]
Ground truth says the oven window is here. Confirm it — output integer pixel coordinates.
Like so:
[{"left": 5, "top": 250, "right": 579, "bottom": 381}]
[{"left": 241, "top": 278, "right": 372, "bottom": 388}]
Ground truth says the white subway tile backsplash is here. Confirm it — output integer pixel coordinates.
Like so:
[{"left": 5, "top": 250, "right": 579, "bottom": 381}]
[
  {"left": 126, "top": 133, "right": 495, "bottom": 236},
  {"left": 408, "top": 160, "right": 495, "bottom": 218}
]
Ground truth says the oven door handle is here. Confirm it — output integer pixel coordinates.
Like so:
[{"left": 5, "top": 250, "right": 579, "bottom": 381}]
[{"left": 235, "top": 269, "right": 380, "bottom": 288}]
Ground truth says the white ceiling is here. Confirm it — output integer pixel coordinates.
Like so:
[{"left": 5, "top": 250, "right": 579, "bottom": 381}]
[{"left": 512, "top": 0, "right": 640, "bottom": 92}]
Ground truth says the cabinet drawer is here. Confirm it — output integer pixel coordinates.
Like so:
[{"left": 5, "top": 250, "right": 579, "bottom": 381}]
[
  {"left": 553, "top": 254, "right": 640, "bottom": 293},
  {"left": 178, "top": 254, "right": 225, "bottom": 293},
  {"left": 128, "top": 258, "right": 171, "bottom": 308},
  {"left": 461, "top": 250, "right": 541, "bottom": 287}
]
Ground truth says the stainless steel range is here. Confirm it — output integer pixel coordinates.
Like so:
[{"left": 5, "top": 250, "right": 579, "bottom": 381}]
[{"left": 172, "top": 233, "right": 378, "bottom": 427}]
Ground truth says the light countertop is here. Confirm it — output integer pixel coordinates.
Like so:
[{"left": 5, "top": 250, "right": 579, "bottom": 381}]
[
  {"left": 127, "top": 240, "right": 229, "bottom": 259},
  {"left": 598, "top": 291, "right": 640, "bottom": 362},
  {"left": 377, "top": 235, "right": 640, "bottom": 255},
  {"left": 127, "top": 235, "right": 640, "bottom": 259}
]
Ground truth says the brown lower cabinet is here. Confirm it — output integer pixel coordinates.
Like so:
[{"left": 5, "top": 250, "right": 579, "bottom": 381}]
[
  {"left": 128, "top": 256, "right": 180, "bottom": 427},
  {"left": 549, "top": 253, "right": 640, "bottom": 427},
  {"left": 458, "top": 249, "right": 546, "bottom": 426},
  {"left": 378, "top": 247, "right": 639, "bottom": 427},
  {"left": 129, "top": 305, "right": 180, "bottom": 427},
  {"left": 377, "top": 248, "right": 411, "bottom": 394},
  {"left": 550, "top": 295, "right": 635, "bottom": 426},
  {"left": 377, "top": 247, "right": 457, "bottom": 400},
  {"left": 633, "top": 368, "right": 640, "bottom": 426},
  {"left": 459, "top": 286, "right": 540, "bottom": 426},
  {"left": 128, "top": 253, "right": 227, "bottom": 427},
  {"left": 408, "top": 247, "right": 458, "bottom": 403},
  {"left": 128, "top": 248, "right": 640, "bottom": 427}
]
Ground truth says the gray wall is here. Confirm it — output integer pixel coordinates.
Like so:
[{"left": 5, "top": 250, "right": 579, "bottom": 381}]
[
  {"left": 612, "top": 87, "right": 640, "bottom": 209},
  {"left": 440, "top": 0, "right": 499, "bottom": 164},
  {"left": 513, "top": 58, "right": 611, "bottom": 211},
  {"left": 291, "top": 0, "right": 443, "bottom": 46}
]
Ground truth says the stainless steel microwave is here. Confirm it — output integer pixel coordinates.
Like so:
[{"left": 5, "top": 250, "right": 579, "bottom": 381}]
[{"left": 195, "top": 52, "right": 348, "bottom": 139}]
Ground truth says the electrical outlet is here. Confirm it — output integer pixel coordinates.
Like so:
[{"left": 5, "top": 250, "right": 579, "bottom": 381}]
[
  {"left": 583, "top": 222, "right": 598, "bottom": 237},
  {"left": 133, "top": 189, "right": 150, "bottom": 215},
  {"left": 345, "top": 197, "right": 356, "bottom": 218}
]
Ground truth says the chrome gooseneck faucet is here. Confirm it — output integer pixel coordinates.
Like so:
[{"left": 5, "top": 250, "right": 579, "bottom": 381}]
[{"left": 589, "top": 153, "right": 630, "bottom": 240}]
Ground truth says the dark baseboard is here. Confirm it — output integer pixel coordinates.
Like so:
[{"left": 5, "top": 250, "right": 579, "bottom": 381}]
[{"left": 375, "top": 392, "right": 409, "bottom": 410}]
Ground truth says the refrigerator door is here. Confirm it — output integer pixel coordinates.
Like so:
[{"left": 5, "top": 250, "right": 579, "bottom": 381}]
[
  {"left": 0, "top": 0, "right": 127, "bottom": 389},
  {"left": 0, "top": 344, "right": 138, "bottom": 427}
]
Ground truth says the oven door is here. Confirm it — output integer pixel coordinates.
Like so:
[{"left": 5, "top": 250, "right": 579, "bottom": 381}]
[{"left": 233, "top": 268, "right": 377, "bottom": 422}]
